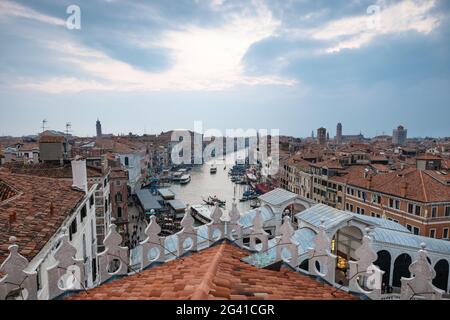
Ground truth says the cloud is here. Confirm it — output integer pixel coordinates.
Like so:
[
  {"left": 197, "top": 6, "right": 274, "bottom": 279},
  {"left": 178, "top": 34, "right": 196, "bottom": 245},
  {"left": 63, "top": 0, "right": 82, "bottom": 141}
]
[
  {"left": 311, "top": 0, "right": 441, "bottom": 53},
  {"left": 0, "top": 0, "right": 65, "bottom": 26},
  {"left": 15, "top": 0, "right": 295, "bottom": 93},
  {"left": 284, "top": 0, "right": 441, "bottom": 54}
]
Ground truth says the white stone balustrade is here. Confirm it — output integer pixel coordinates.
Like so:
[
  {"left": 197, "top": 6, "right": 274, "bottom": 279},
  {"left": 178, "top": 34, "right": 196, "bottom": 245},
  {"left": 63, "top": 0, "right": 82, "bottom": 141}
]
[
  {"left": 47, "top": 228, "right": 86, "bottom": 300},
  {"left": 98, "top": 221, "right": 129, "bottom": 284},
  {"left": 400, "top": 243, "right": 444, "bottom": 300},
  {"left": 308, "top": 219, "right": 337, "bottom": 284},
  {"left": 0, "top": 236, "right": 38, "bottom": 300}
]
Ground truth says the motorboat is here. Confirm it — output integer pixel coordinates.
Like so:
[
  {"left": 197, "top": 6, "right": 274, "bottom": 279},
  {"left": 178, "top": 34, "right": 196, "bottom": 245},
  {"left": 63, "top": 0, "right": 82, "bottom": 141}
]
[{"left": 179, "top": 174, "right": 191, "bottom": 184}]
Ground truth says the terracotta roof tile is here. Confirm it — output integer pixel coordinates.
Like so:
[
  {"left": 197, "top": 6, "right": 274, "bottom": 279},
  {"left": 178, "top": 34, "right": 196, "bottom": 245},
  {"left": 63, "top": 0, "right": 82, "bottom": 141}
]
[
  {"left": 0, "top": 171, "right": 85, "bottom": 265},
  {"left": 67, "top": 243, "right": 357, "bottom": 301}
]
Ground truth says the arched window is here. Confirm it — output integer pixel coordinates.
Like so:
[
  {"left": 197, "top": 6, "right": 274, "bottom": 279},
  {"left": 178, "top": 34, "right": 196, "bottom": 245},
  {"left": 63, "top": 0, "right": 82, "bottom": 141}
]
[
  {"left": 433, "top": 260, "right": 449, "bottom": 292},
  {"left": 374, "top": 250, "right": 392, "bottom": 287},
  {"left": 115, "top": 192, "right": 123, "bottom": 203},
  {"left": 393, "top": 254, "right": 412, "bottom": 288}
]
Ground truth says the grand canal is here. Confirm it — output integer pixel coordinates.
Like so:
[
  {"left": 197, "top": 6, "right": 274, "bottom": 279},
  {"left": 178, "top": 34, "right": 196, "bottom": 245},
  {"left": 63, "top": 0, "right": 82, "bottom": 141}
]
[{"left": 169, "top": 150, "right": 253, "bottom": 214}]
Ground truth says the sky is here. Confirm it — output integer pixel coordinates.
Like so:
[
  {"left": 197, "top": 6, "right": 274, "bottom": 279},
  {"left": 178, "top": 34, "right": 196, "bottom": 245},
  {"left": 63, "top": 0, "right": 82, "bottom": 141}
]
[{"left": 0, "top": 0, "right": 449, "bottom": 138}]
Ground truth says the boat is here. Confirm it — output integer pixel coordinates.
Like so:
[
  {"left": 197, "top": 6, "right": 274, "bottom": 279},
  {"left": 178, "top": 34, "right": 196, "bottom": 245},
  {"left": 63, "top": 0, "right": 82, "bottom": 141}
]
[
  {"left": 179, "top": 174, "right": 191, "bottom": 185},
  {"left": 203, "top": 196, "right": 226, "bottom": 207},
  {"left": 210, "top": 165, "right": 217, "bottom": 174}
]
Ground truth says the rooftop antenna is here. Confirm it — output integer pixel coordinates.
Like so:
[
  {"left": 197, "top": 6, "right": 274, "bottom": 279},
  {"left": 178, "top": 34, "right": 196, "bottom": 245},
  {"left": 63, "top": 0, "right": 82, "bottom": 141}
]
[
  {"left": 41, "top": 119, "right": 48, "bottom": 133},
  {"left": 65, "top": 122, "right": 72, "bottom": 137}
]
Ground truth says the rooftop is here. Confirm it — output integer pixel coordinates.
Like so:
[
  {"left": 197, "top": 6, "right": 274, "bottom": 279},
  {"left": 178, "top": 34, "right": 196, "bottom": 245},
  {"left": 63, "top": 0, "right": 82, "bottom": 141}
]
[
  {"left": 259, "top": 188, "right": 299, "bottom": 207},
  {"left": 0, "top": 171, "right": 85, "bottom": 265},
  {"left": 67, "top": 243, "right": 356, "bottom": 300}
]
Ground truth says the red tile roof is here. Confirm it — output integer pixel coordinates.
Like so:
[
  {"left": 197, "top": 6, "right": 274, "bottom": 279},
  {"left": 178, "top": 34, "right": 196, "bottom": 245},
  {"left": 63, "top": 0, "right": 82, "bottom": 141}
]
[
  {"left": 67, "top": 243, "right": 356, "bottom": 300},
  {"left": 0, "top": 171, "right": 86, "bottom": 265},
  {"left": 330, "top": 166, "right": 450, "bottom": 203},
  {"left": 4, "top": 163, "right": 104, "bottom": 178}
]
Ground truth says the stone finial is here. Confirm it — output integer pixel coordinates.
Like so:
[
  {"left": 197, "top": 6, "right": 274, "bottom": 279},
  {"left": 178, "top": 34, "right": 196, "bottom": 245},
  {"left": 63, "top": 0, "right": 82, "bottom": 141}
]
[
  {"left": 145, "top": 216, "right": 161, "bottom": 240},
  {"left": 141, "top": 216, "right": 165, "bottom": 269},
  {"left": 348, "top": 230, "right": 384, "bottom": 299},
  {"left": 98, "top": 221, "right": 129, "bottom": 283},
  {"left": 279, "top": 216, "right": 295, "bottom": 241},
  {"left": 228, "top": 201, "right": 240, "bottom": 225},
  {"left": 0, "top": 236, "right": 38, "bottom": 300},
  {"left": 400, "top": 244, "right": 444, "bottom": 300},
  {"left": 47, "top": 228, "right": 85, "bottom": 300},
  {"left": 249, "top": 209, "right": 269, "bottom": 252},
  {"left": 177, "top": 205, "right": 198, "bottom": 256},
  {"left": 308, "top": 225, "right": 336, "bottom": 284},
  {"left": 252, "top": 209, "right": 264, "bottom": 232},
  {"left": 181, "top": 206, "right": 194, "bottom": 230},
  {"left": 210, "top": 203, "right": 223, "bottom": 224},
  {"left": 226, "top": 201, "right": 242, "bottom": 246},
  {"left": 276, "top": 216, "right": 298, "bottom": 267}
]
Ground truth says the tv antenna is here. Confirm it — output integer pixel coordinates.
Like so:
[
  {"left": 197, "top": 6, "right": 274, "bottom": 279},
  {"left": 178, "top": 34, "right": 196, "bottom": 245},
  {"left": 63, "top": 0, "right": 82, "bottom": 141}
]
[
  {"left": 65, "top": 122, "right": 72, "bottom": 136},
  {"left": 41, "top": 119, "right": 48, "bottom": 133}
]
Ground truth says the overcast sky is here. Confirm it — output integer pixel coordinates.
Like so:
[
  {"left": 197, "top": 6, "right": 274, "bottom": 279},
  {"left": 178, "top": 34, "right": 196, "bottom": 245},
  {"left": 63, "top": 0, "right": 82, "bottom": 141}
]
[{"left": 0, "top": 0, "right": 449, "bottom": 138}]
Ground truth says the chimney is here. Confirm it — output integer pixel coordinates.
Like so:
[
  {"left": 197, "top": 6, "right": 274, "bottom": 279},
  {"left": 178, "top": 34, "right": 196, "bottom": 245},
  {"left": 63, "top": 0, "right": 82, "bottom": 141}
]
[
  {"left": 9, "top": 212, "right": 16, "bottom": 230},
  {"left": 400, "top": 180, "right": 408, "bottom": 198},
  {"left": 366, "top": 175, "right": 373, "bottom": 189},
  {"left": 49, "top": 201, "right": 54, "bottom": 217},
  {"left": 71, "top": 157, "right": 88, "bottom": 193}
]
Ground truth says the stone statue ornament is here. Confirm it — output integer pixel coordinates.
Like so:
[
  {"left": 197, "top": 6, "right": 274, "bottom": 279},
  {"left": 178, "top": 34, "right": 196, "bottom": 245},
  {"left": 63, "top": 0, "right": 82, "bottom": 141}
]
[
  {"left": 400, "top": 243, "right": 444, "bottom": 300},
  {"left": 0, "top": 236, "right": 38, "bottom": 300}
]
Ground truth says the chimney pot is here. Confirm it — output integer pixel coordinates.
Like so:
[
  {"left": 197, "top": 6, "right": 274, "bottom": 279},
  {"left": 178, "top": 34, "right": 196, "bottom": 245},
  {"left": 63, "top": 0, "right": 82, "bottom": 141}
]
[{"left": 71, "top": 158, "right": 88, "bottom": 193}]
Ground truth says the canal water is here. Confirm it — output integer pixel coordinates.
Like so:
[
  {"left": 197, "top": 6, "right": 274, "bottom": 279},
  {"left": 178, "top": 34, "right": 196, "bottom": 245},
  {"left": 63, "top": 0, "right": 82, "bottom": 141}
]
[{"left": 170, "top": 150, "right": 253, "bottom": 214}]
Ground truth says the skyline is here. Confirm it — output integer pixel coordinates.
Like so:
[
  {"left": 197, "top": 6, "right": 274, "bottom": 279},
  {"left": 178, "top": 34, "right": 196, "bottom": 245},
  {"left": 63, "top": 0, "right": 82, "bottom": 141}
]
[{"left": 1, "top": 0, "right": 450, "bottom": 137}]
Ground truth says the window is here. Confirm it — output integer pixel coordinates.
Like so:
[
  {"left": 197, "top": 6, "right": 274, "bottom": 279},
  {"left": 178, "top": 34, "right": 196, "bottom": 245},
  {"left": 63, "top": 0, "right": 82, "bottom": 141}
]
[
  {"left": 430, "top": 229, "right": 436, "bottom": 238},
  {"left": 415, "top": 206, "right": 421, "bottom": 216},
  {"left": 116, "top": 180, "right": 121, "bottom": 186},
  {"left": 445, "top": 207, "right": 450, "bottom": 217},
  {"left": 372, "top": 194, "right": 381, "bottom": 204},
  {"left": 90, "top": 195, "right": 94, "bottom": 207},
  {"left": 356, "top": 207, "right": 361, "bottom": 214},
  {"left": 431, "top": 207, "right": 437, "bottom": 218},
  {"left": 406, "top": 224, "right": 412, "bottom": 232},
  {"left": 115, "top": 192, "right": 123, "bottom": 203},
  {"left": 408, "top": 203, "right": 414, "bottom": 214},
  {"left": 361, "top": 208, "right": 365, "bottom": 215},
  {"left": 69, "top": 218, "right": 77, "bottom": 241},
  {"left": 371, "top": 212, "right": 376, "bottom": 217},
  {"left": 413, "top": 227, "right": 420, "bottom": 235},
  {"left": 444, "top": 228, "right": 449, "bottom": 239},
  {"left": 124, "top": 157, "right": 129, "bottom": 166},
  {"left": 389, "top": 198, "right": 400, "bottom": 210},
  {"left": 80, "top": 205, "right": 87, "bottom": 221},
  {"left": 117, "top": 207, "right": 122, "bottom": 218}
]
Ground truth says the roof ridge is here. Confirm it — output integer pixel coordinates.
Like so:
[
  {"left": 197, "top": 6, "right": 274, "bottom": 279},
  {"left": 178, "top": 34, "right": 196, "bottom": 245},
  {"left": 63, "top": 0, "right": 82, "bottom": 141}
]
[
  {"left": 418, "top": 170, "right": 429, "bottom": 202},
  {"left": 190, "top": 243, "right": 226, "bottom": 300}
]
